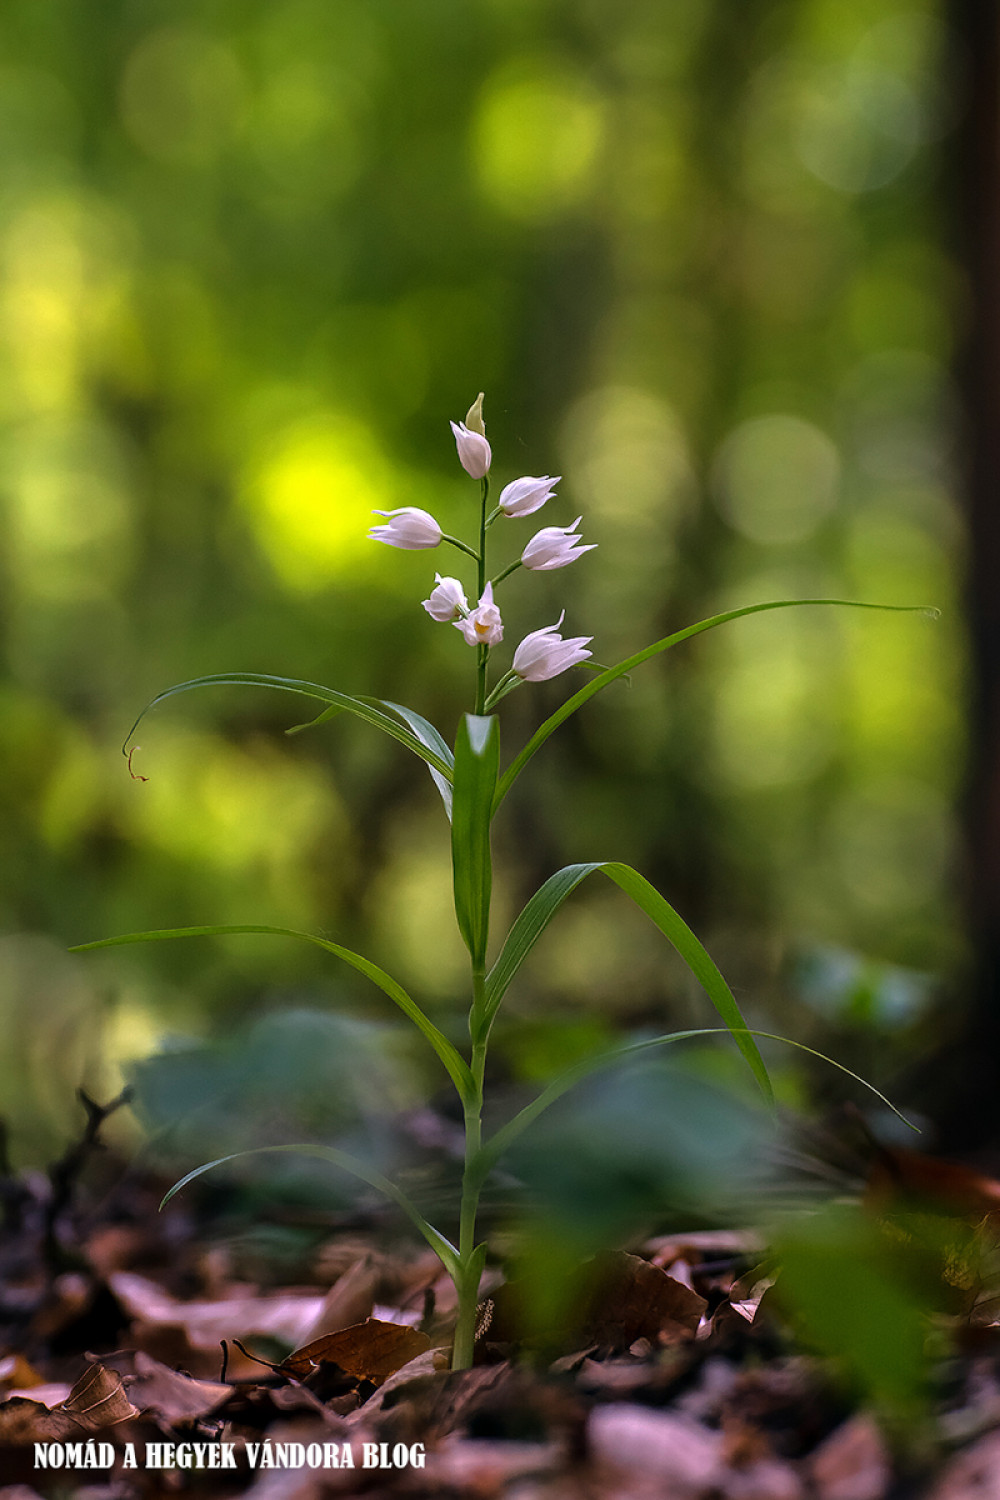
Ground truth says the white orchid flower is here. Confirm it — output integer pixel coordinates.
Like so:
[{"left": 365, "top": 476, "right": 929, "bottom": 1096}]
[
  {"left": 513, "top": 613, "right": 592, "bottom": 681},
  {"left": 423, "top": 574, "right": 469, "bottom": 622},
  {"left": 521, "top": 516, "right": 596, "bottom": 571},
  {"left": 450, "top": 399, "right": 492, "bottom": 479},
  {"left": 497, "top": 475, "right": 560, "bottom": 518},
  {"left": 369, "top": 507, "right": 442, "bottom": 550},
  {"left": 455, "top": 581, "right": 503, "bottom": 647}
]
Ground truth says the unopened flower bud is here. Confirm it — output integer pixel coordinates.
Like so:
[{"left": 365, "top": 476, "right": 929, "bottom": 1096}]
[
  {"left": 465, "top": 392, "right": 486, "bottom": 436},
  {"left": 369, "top": 507, "right": 442, "bottom": 550},
  {"left": 497, "top": 475, "right": 560, "bottom": 518},
  {"left": 450, "top": 418, "right": 492, "bottom": 479}
]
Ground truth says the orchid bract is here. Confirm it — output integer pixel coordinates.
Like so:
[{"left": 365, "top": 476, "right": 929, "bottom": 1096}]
[{"left": 73, "top": 392, "right": 933, "bottom": 1371}]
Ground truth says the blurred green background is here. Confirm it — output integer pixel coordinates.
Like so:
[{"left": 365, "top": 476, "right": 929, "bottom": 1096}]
[{"left": 0, "top": 0, "right": 963, "bottom": 1164}]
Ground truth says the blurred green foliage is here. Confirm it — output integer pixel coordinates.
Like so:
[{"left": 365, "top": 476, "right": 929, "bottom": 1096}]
[{"left": 0, "top": 0, "right": 962, "bottom": 1161}]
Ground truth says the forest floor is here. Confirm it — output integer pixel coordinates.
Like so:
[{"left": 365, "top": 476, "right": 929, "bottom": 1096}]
[{"left": 3, "top": 1092, "right": 1000, "bottom": 1500}]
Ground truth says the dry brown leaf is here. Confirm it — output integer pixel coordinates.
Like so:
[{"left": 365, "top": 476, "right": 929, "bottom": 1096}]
[
  {"left": 126, "top": 1351, "right": 232, "bottom": 1422},
  {"left": 866, "top": 1148, "right": 1000, "bottom": 1222},
  {"left": 0, "top": 1365, "right": 139, "bottom": 1444},
  {"left": 589, "top": 1403, "right": 722, "bottom": 1488},
  {"left": 584, "top": 1252, "right": 708, "bottom": 1347},
  {"left": 809, "top": 1414, "right": 892, "bottom": 1500},
  {"left": 55, "top": 1363, "right": 139, "bottom": 1429},
  {"left": 298, "top": 1257, "right": 379, "bottom": 1343},
  {"left": 282, "top": 1319, "right": 430, "bottom": 1388},
  {"left": 0, "top": 1398, "right": 82, "bottom": 1445},
  {"left": 925, "top": 1426, "right": 1000, "bottom": 1500},
  {"left": 109, "top": 1270, "right": 326, "bottom": 1348}
]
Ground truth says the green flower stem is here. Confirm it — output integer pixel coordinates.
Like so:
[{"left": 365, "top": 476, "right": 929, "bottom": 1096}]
[
  {"left": 453, "top": 971, "right": 489, "bottom": 1371},
  {"left": 484, "top": 505, "right": 502, "bottom": 529},
  {"left": 475, "top": 645, "right": 488, "bottom": 715},
  {"left": 491, "top": 559, "right": 522, "bottom": 587},
  {"left": 442, "top": 534, "right": 480, "bottom": 562},
  {"left": 484, "top": 670, "right": 518, "bottom": 712},
  {"left": 474, "top": 476, "right": 491, "bottom": 716},
  {"left": 478, "top": 477, "right": 489, "bottom": 597}
]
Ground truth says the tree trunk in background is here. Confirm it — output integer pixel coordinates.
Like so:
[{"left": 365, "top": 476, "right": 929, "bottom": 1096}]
[{"left": 942, "top": 0, "right": 1000, "bottom": 1150}]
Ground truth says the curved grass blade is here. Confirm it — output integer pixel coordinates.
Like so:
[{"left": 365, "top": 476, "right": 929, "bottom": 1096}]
[
  {"left": 483, "top": 861, "right": 770, "bottom": 1102},
  {"left": 161, "top": 1144, "right": 460, "bottom": 1278},
  {"left": 451, "top": 716, "right": 499, "bottom": 968},
  {"left": 70, "top": 924, "right": 474, "bottom": 1103},
  {"left": 376, "top": 701, "right": 455, "bottom": 819},
  {"left": 470, "top": 1027, "right": 917, "bottom": 1188},
  {"left": 285, "top": 704, "right": 345, "bottom": 735},
  {"left": 493, "top": 600, "right": 938, "bottom": 812},
  {"left": 121, "top": 674, "right": 453, "bottom": 782}
]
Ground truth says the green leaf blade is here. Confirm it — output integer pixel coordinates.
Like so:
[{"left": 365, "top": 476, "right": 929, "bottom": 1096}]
[
  {"left": 472, "top": 1027, "right": 915, "bottom": 1185},
  {"left": 160, "top": 1143, "right": 461, "bottom": 1277},
  {"left": 376, "top": 700, "right": 455, "bottom": 819},
  {"left": 71, "top": 923, "right": 474, "bottom": 1103},
  {"left": 493, "top": 599, "right": 937, "bottom": 811},
  {"left": 122, "top": 673, "right": 453, "bottom": 782},
  {"left": 484, "top": 860, "right": 771, "bottom": 1102},
  {"left": 451, "top": 714, "right": 499, "bottom": 968}
]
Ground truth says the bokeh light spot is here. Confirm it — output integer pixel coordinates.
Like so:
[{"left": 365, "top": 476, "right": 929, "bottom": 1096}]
[
  {"left": 242, "top": 413, "right": 391, "bottom": 591},
  {"left": 713, "top": 414, "right": 840, "bottom": 544},
  {"left": 120, "top": 28, "right": 247, "bottom": 165},
  {"left": 473, "top": 58, "right": 605, "bottom": 221}
]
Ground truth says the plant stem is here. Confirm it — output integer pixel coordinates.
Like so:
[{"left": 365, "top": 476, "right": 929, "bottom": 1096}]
[
  {"left": 484, "top": 670, "right": 519, "bottom": 712},
  {"left": 475, "top": 646, "right": 488, "bottom": 715},
  {"left": 474, "top": 476, "right": 490, "bottom": 716},
  {"left": 452, "top": 973, "right": 488, "bottom": 1370},
  {"left": 442, "top": 533, "right": 480, "bottom": 562},
  {"left": 491, "top": 559, "right": 522, "bottom": 587},
  {"left": 455, "top": 486, "right": 491, "bottom": 1369}
]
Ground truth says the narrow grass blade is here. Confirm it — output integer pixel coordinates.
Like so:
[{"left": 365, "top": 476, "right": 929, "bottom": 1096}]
[
  {"left": 161, "top": 1143, "right": 460, "bottom": 1278},
  {"left": 471, "top": 1027, "right": 916, "bottom": 1187},
  {"left": 121, "top": 673, "right": 453, "bottom": 782},
  {"left": 483, "top": 861, "right": 771, "bottom": 1102},
  {"left": 493, "top": 600, "right": 938, "bottom": 811},
  {"left": 451, "top": 715, "right": 499, "bottom": 968},
  {"left": 376, "top": 700, "right": 455, "bottom": 819},
  {"left": 71, "top": 924, "right": 474, "bottom": 1103}
]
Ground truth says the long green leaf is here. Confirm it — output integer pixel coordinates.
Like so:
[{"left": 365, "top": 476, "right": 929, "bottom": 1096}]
[
  {"left": 71, "top": 924, "right": 474, "bottom": 1102},
  {"left": 493, "top": 600, "right": 937, "bottom": 811},
  {"left": 161, "top": 1144, "right": 460, "bottom": 1278},
  {"left": 483, "top": 860, "right": 771, "bottom": 1102},
  {"left": 451, "top": 715, "right": 499, "bottom": 968},
  {"left": 121, "top": 673, "right": 453, "bottom": 782},
  {"left": 470, "top": 1027, "right": 916, "bottom": 1188},
  {"left": 377, "top": 700, "right": 455, "bottom": 819}
]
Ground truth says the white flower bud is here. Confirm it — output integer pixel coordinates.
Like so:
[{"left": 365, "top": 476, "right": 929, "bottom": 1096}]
[
  {"left": 450, "top": 420, "right": 492, "bottom": 479},
  {"left": 497, "top": 475, "right": 560, "bottom": 518},
  {"left": 369, "top": 508, "right": 442, "bottom": 550}
]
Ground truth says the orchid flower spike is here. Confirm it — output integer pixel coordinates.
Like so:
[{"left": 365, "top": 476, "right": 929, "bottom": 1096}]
[
  {"left": 450, "top": 394, "right": 491, "bottom": 479},
  {"left": 455, "top": 581, "right": 503, "bottom": 647},
  {"left": 423, "top": 574, "right": 469, "bottom": 622},
  {"left": 521, "top": 516, "right": 596, "bottom": 571},
  {"left": 513, "top": 613, "right": 592, "bottom": 681},
  {"left": 369, "top": 507, "right": 442, "bottom": 550},
  {"left": 497, "top": 475, "right": 560, "bottom": 518}
]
